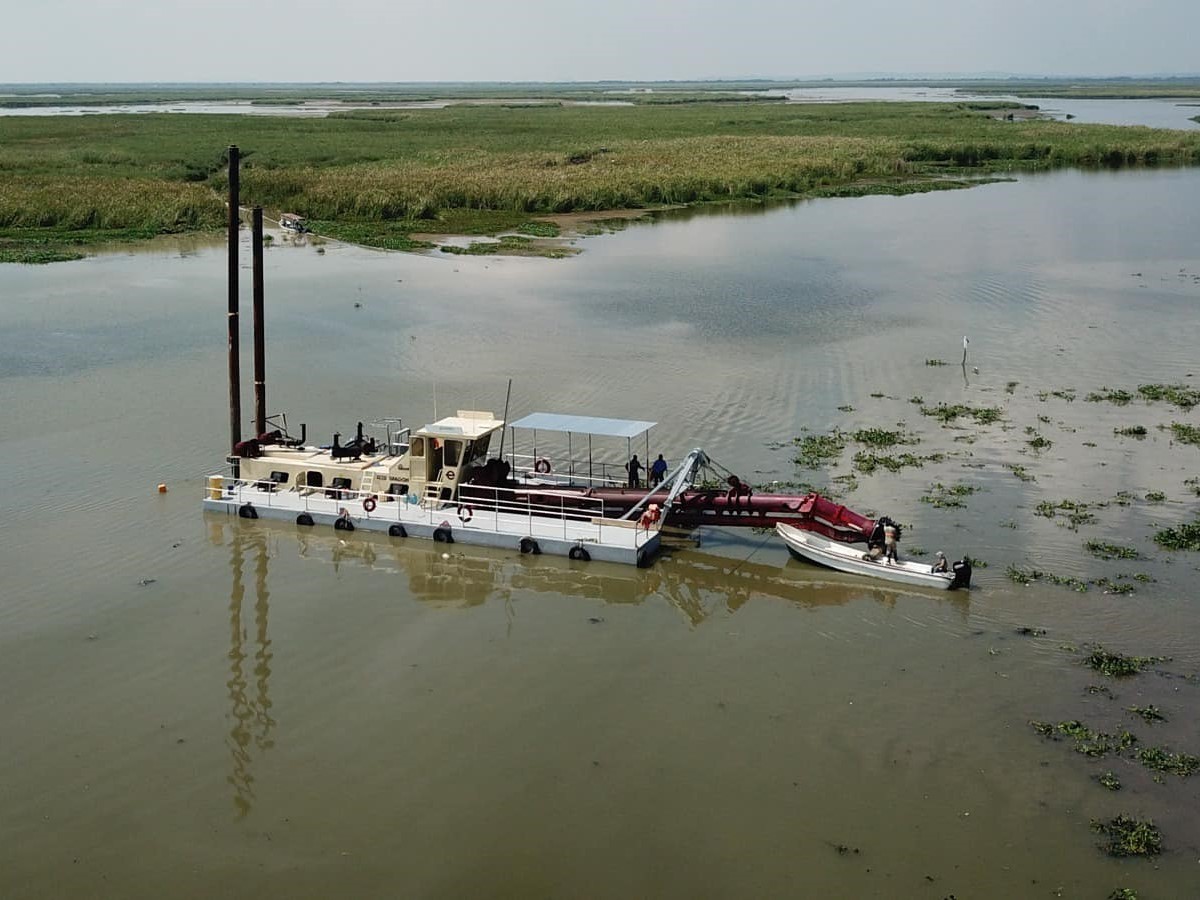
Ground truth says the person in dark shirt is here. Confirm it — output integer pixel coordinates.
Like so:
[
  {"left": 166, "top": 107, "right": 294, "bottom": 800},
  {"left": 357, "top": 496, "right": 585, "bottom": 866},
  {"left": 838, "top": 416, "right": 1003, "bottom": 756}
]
[{"left": 626, "top": 455, "right": 643, "bottom": 488}]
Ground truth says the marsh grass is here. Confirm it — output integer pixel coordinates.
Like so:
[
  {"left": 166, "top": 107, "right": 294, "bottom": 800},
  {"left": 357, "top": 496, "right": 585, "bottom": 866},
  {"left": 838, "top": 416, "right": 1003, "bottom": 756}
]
[
  {"left": 4, "top": 100, "right": 1200, "bottom": 258},
  {"left": 1114, "top": 425, "right": 1148, "bottom": 437},
  {"left": 1086, "top": 387, "right": 1134, "bottom": 405}
]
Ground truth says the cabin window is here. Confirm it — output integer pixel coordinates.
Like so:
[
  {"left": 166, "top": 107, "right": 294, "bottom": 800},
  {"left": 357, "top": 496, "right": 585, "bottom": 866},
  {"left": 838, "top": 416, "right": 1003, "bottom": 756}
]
[
  {"left": 269, "top": 471, "right": 289, "bottom": 484},
  {"left": 443, "top": 440, "right": 462, "bottom": 466},
  {"left": 387, "top": 483, "right": 409, "bottom": 496},
  {"left": 306, "top": 471, "right": 324, "bottom": 488},
  {"left": 331, "top": 477, "right": 351, "bottom": 490},
  {"left": 410, "top": 436, "right": 425, "bottom": 457}
]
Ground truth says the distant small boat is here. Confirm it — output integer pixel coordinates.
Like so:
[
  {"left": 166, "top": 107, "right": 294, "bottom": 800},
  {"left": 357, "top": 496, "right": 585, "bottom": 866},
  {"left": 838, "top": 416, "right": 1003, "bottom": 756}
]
[
  {"left": 776, "top": 523, "right": 971, "bottom": 590},
  {"left": 279, "top": 213, "right": 307, "bottom": 233}
]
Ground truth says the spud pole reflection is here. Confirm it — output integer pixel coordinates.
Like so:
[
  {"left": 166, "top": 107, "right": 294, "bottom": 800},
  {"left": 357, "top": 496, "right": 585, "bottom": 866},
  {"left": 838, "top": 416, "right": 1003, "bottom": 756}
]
[{"left": 224, "top": 526, "right": 275, "bottom": 819}]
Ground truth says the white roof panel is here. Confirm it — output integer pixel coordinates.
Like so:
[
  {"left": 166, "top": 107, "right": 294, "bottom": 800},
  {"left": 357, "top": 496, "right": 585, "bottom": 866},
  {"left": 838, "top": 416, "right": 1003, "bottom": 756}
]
[{"left": 508, "top": 412, "right": 655, "bottom": 439}]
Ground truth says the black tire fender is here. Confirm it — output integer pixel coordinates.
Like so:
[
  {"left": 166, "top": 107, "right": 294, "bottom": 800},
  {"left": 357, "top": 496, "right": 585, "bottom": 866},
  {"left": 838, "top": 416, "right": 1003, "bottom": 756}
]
[
  {"left": 519, "top": 537, "right": 541, "bottom": 555},
  {"left": 238, "top": 503, "right": 258, "bottom": 519},
  {"left": 334, "top": 516, "right": 354, "bottom": 532},
  {"left": 569, "top": 545, "right": 590, "bottom": 562},
  {"left": 296, "top": 513, "right": 315, "bottom": 527},
  {"left": 433, "top": 527, "right": 454, "bottom": 543},
  {"left": 388, "top": 523, "right": 407, "bottom": 538}
]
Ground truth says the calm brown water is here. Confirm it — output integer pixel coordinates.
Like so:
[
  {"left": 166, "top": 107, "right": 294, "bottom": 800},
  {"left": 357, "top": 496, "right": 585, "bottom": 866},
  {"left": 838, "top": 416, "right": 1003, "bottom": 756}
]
[{"left": 2, "top": 169, "right": 1199, "bottom": 898}]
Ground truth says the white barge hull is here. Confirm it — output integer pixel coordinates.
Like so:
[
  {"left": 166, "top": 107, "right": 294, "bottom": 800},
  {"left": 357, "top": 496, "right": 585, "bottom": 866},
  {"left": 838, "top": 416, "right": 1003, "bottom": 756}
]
[{"left": 203, "top": 479, "right": 659, "bottom": 567}]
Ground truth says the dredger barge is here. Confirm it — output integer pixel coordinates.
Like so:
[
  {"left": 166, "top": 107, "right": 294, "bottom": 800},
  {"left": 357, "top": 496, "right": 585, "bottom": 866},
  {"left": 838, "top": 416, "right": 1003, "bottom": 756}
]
[{"left": 205, "top": 410, "right": 876, "bottom": 567}]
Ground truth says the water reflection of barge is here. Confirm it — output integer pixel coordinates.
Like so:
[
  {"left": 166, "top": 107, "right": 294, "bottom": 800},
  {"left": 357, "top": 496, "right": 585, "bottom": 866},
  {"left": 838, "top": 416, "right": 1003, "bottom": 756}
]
[{"left": 210, "top": 519, "right": 968, "bottom": 627}]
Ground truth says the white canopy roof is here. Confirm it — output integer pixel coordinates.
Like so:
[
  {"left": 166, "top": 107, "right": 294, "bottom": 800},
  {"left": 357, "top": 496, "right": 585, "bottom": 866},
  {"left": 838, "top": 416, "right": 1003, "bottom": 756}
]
[{"left": 507, "top": 412, "right": 655, "bottom": 439}]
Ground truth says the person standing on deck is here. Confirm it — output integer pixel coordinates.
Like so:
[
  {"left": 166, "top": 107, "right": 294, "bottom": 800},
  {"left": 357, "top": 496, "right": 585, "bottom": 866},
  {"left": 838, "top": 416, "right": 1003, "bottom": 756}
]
[
  {"left": 626, "top": 455, "right": 643, "bottom": 489},
  {"left": 883, "top": 520, "right": 899, "bottom": 564},
  {"left": 649, "top": 454, "right": 668, "bottom": 487}
]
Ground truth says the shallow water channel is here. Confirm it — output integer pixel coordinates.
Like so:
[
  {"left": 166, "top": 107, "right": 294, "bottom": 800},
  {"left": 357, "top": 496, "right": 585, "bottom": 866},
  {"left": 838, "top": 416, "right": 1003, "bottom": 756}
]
[{"left": 2, "top": 169, "right": 1199, "bottom": 898}]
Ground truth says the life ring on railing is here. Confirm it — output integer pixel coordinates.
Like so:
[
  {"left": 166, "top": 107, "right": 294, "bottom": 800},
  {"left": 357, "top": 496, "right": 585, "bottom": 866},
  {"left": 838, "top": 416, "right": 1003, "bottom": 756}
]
[
  {"left": 362, "top": 496, "right": 377, "bottom": 513},
  {"left": 534, "top": 457, "right": 552, "bottom": 474},
  {"left": 457, "top": 504, "right": 473, "bottom": 523}
]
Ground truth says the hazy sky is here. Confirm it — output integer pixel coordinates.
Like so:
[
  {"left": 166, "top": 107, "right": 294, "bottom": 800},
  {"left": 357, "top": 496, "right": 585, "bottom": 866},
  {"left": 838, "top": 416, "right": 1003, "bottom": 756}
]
[{"left": 2, "top": 0, "right": 1195, "bottom": 83}]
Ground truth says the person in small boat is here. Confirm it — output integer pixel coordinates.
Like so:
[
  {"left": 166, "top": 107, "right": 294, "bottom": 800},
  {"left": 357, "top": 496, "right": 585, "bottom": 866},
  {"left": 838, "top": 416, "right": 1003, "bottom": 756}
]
[
  {"left": 883, "top": 520, "right": 899, "bottom": 564},
  {"left": 649, "top": 454, "right": 668, "bottom": 487},
  {"left": 931, "top": 550, "right": 949, "bottom": 574},
  {"left": 626, "top": 455, "right": 643, "bottom": 488}
]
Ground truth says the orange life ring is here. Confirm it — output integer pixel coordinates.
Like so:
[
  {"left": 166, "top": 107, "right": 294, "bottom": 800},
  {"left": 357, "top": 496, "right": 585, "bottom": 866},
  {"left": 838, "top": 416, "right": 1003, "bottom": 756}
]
[
  {"left": 534, "top": 457, "right": 552, "bottom": 474},
  {"left": 362, "top": 496, "right": 377, "bottom": 513},
  {"left": 457, "top": 504, "right": 473, "bottom": 523}
]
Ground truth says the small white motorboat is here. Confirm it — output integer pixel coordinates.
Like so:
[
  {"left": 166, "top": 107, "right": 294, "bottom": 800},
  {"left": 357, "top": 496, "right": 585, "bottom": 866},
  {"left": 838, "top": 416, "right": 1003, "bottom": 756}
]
[{"left": 776, "top": 523, "right": 970, "bottom": 590}]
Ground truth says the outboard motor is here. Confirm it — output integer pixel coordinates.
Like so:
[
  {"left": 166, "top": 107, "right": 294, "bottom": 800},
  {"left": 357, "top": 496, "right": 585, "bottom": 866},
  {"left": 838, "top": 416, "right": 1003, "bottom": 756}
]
[{"left": 950, "top": 555, "right": 973, "bottom": 590}]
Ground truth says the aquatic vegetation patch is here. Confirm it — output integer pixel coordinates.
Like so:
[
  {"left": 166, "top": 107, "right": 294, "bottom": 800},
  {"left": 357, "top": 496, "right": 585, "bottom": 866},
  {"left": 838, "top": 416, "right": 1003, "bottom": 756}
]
[
  {"left": 852, "top": 450, "right": 944, "bottom": 475},
  {"left": 1038, "top": 389, "right": 1077, "bottom": 402},
  {"left": 919, "top": 403, "right": 1004, "bottom": 425},
  {"left": 1034, "top": 499, "right": 1098, "bottom": 530},
  {"left": 1127, "top": 705, "right": 1165, "bottom": 724},
  {"left": 793, "top": 430, "right": 847, "bottom": 468},
  {"left": 1185, "top": 477, "right": 1200, "bottom": 496},
  {"left": 1091, "top": 815, "right": 1161, "bottom": 857},
  {"left": 1006, "top": 381, "right": 1019, "bottom": 394},
  {"left": 1006, "top": 565, "right": 1088, "bottom": 591},
  {"left": 515, "top": 221, "right": 561, "bottom": 237},
  {"left": 1085, "top": 387, "right": 1134, "bottom": 406},
  {"left": 1024, "top": 428, "right": 1053, "bottom": 451},
  {"left": 1113, "top": 425, "right": 1147, "bottom": 437},
  {"left": 836, "top": 404, "right": 854, "bottom": 413},
  {"left": 1144, "top": 490, "right": 1165, "bottom": 502},
  {"left": 1168, "top": 422, "right": 1200, "bottom": 445},
  {"left": 1084, "top": 541, "right": 1139, "bottom": 561},
  {"left": 1015, "top": 626, "right": 1047, "bottom": 636},
  {"left": 1094, "top": 577, "right": 1135, "bottom": 595},
  {"left": 851, "top": 427, "right": 916, "bottom": 448},
  {"left": 1083, "top": 646, "right": 1166, "bottom": 677},
  {"left": 1137, "top": 383, "right": 1200, "bottom": 409},
  {"left": 924, "top": 358, "right": 948, "bottom": 366},
  {"left": 1096, "top": 771, "right": 1122, "bottom": 791},
  {"left": 1153, "top": 520, "right": 1200, "bottom": 551},
  {"left": 1005, "top": 463, "right": 1035, "bottom": 481},
  {"left": 908, "top": 395, "right": 923, "bottom": 405},
  {"left": 1135, "top": 746, "right": 1200, "bottom": 777},
  {"left": 919, "top": 482, "right": 978, "bottom": 509}
]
